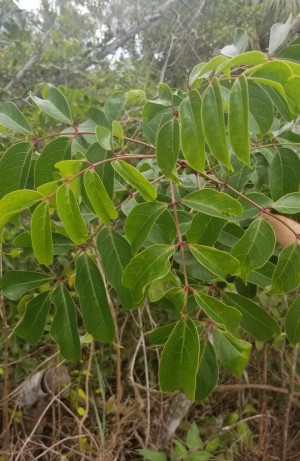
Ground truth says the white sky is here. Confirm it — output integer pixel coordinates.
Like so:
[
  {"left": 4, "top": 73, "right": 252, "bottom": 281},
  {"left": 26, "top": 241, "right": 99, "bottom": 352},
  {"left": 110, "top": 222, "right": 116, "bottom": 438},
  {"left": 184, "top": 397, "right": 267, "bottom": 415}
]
[{"left": 18, "top": 0, "right": 40, "bottom": 10}]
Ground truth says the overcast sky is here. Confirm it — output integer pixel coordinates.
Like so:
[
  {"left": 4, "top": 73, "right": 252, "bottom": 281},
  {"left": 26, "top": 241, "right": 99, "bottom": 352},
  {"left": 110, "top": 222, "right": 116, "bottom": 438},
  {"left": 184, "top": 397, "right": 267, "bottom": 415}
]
[{"left": 18, "top": 0, "right": 40, "bottom": 10}]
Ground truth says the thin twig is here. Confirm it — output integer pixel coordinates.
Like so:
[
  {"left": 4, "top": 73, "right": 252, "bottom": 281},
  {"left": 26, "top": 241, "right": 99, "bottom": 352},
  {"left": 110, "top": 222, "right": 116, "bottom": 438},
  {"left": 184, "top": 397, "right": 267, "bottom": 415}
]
[{"left": 0, "top": 235, "right": 10, "bottom": 460}]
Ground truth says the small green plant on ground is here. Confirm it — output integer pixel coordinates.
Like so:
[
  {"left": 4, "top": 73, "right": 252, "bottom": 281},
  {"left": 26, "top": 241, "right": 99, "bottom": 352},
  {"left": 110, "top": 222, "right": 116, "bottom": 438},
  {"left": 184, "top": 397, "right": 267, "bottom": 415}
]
[{"left": 0, "top": 25, "right": 300, "bottom": 459}]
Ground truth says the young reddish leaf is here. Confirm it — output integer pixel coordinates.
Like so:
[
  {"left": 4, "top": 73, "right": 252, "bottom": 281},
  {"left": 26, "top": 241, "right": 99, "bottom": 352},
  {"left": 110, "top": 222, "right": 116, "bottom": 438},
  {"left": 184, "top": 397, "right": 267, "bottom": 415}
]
[{"left": 31, "top": 201, "right": 53, "bottom": 265}]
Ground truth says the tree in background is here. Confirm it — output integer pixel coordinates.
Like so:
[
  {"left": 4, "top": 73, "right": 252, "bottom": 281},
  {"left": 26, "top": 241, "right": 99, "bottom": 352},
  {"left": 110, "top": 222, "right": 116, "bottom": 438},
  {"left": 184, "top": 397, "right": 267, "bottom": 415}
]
[{"left": 3, "top": 0, "right": 296, "bottom": 100}]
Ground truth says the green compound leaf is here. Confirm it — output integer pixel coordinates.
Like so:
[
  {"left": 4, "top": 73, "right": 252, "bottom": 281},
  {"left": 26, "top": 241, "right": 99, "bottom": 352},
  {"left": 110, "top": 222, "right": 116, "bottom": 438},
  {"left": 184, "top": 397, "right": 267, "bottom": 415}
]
[
  {"left": 31, "top": 201, "right": 53, "bottom": 265},
  {"left": 34, "top": 137, "right": 71, "bottom": 188},
  {"left": 212, "top": 329, "right": 251, "bottom": 376},
  {"left": 285, "top": 294, "right": 300, "bottom": 345},
  {"left": 96, "top": 125, "right": 112, "bottom": 150},
  {"left": 183, "top": 189, "right": 243, "bottom": 219},
  {"left": 195, "top": 340, "right": 218, "bottom": 401},
  {"left": 231, "top": 219, "right": 276, "bottom": 282},
  {"left": 122, "top": 244, "right": 174, "bottom": 305},
  {"left": 222, "top": 292, "right": 280, "bottom": 341},
  {"left": 154, "top": 82, "right": 173, "bottom": 105},
  {"left": 84, "top": 169, "right": 117, "bottom": 223},
  {"left": 0, "top": 143, "right": 32, "bottom": 198},
  {"left": 189, "top": 55, "right": 228, "bottom": 87},
  {"left": 156, "top": 119, "right": 180, "bottom": 183},
  {"left": 56, "top": 183, "right": 88, "bottom": 244},
  {"left": 202, "top": 78, "right": 232, "bottom": 170},
  {"left": 194, "top": 291, "right": 241, "bottom": 334},
  {"left": 104, "top": 91, "right": 126, "bottom": 123},
  {"left": 272, "top": 193, "right": 300, "bottom": 214},
  {"left": 179, "top": 90, "right": 205, "bottom": 171},
  {"left": 186, "top": 213, "right": 225, "bottom": 245},
  {"left": 248, "top": 81, "right": 274, "bottom": 135},
  {"left": 0, "top": 101, "right": 32, "bottom": 134},
  {"left": 271, "top": 244, "right": 300, "bottom": 294},
  {"left": 269, "top": 149, "right": 300, "bottom": 201},
  {"left": 0, "top": 271, "right": 53, "bottom": 301},
  {"left": 31, "top": 87, "right": 72, "bottom": 124},
  {"left": 112, "top": 160, "right": 157, "bottom": 201},
  {"left": 112, "top": 120, "right": 124, "bottom": 144},
  {"left": 148, "top": 322, "right": 178, "bottom": 346},
  {"left": 55, "top": 159, "right": 83, "bottom": 197},
  {"left": 248, "top": 60, "right": 292, "bottom": 86},
  {"left": 216, "top": 51, "right": 266, "bottom": 74},
  {"left": 143, "top": 109, "right": 173, "bottom": 144},
  {"left": 75, "top": 254, "right": 115, "bottom": 343},
  {"left": 125, "top": 201, "right": 167, "bottom": 253},
  {"left": 228, "top": 75, "right": 250, "bottom": 165},
  {"left": 16, "top": 292, "right": 51, "bottom": 345},
  {"left": 50, "top": 284, "right": 80, "bottom": 362},
  {"left": 0, "top": 190, "right": 42, "bottom": 228},
  {"left": 85, "top": 142, "right": 114, "bottom": 198},
  {"left": 159, "top": 317, "right": 200, "bottom": 400},
  {"left": 97, "top": 228, "right": 134, "bottom": 310},
  {"left": 247, "top": 261, "right": 276, "bottom": 288},
  {"left": 284, "top": 76, "right": 300, "bottom": 112},
  {"left": 190, "top": 244, "right": 240, "bottom": 281}
]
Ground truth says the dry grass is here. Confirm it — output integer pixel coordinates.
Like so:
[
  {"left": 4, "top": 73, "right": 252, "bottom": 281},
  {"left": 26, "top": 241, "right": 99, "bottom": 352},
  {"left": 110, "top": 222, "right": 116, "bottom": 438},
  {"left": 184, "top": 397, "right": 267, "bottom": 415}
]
[{"left": 1, "top": 308, "right": 300, "bottom": 461}]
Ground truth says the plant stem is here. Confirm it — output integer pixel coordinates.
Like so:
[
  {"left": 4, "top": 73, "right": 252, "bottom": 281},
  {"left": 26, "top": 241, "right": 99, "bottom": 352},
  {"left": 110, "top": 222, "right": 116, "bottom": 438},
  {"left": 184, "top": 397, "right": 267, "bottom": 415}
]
[
  {"left": 281, "top": 344, "right": 299, "bottom": 461},
  {"left": 170, "top": 181, "right": 189, "bottom": 312},
  {"left": 0, "top": 235, "right": 10, "bottom": 461}
]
